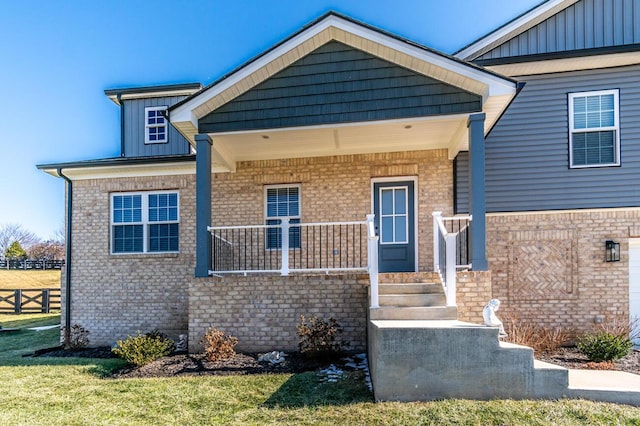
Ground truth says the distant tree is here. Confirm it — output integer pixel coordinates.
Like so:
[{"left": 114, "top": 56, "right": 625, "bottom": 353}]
[
  {"left": 0, "top": 224, "right": 39, "bottom": 258},
  {"left": 28, "top": 240, "right": 65, "bottom": 261},
  {"left": 5, "top": 241, "right": 27, "bottom": 260}
]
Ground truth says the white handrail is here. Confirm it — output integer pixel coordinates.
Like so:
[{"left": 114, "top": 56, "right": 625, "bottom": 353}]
[
  {"left": 366, "top": 214, "right": 379, "bottom": 308},
  {"left": 432, "top": 212, "right": 472, "bottom": 307}
]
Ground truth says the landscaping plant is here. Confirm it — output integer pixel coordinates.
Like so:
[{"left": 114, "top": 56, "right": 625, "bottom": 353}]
[
  {"left": 296, "top": 315, "right": 346, "bottom": 359},
  {"left": 578, "top": 331, "right": 634, "bottom": 363},
  {"left": 112, "top": 330, "right": 175, "bottom": 366},
  {"left": 61, "top": 324, "right": 90, "bottom": 349},
  {"left": 503, "top": 312, "right": 572, "bottom": 353},
  {"left": 200, "top": 326, "right": 238, "bottom": 361}
]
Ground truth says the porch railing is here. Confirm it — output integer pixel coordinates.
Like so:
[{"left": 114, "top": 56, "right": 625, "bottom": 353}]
[
  {"left": 432, "top": 212, "right": 472, "bottom": 307},
  {"left": 209, "top": 215, "right": 379, "bottom": 306}
]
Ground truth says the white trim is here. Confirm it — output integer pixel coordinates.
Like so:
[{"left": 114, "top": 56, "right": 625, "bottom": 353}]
[
  {"left": 487, "top": 206, "right": 640, "bottom": 217},
  {"left": 486, "top": 52, "right": 640, "bottom": 77},
  {"left": 455, "top": 0, "right": 578, "bottom": 60},
  {"left": 110, "top": 190, "right": 180, "bottom": 255},
  {"left": 106, "top": 88, "right": 201, "bottom": 105},
  {"left": 370, "top": 176, "right": 419, "bottom": 272},
  {"left": 207, "top": 113, "right": 471, "bottom": 137},
  {"left": 41, "top": 162, "right": 197, "bottom": 181},
  {"left": 568, "top": 89, "right": 620, "bottom": 168},
  {"left": 145, "top": 106, "right": 168, "bottom": 144},
  {"left": 264, "top": 184, "right": 302, "bottom": 250},
  {"left": 629, "top": 239, "right": 640, "bottom": 344},
  {"left": 378, "top": 186, "right": 409, "bottom": 245}
]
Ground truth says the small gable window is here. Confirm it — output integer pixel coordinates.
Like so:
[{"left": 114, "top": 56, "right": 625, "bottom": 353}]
[
  {"left": 145, "top": 106, "right": 168, "bottom": 144},
  {"left": 568, "top": 89, "right": 619, "bottom": 168},
  {"left": 265, "top": 185, "right": 301, "bottom": 250},
  {"left": 111, "top": 191, "right": 179, "bottom": 254}
]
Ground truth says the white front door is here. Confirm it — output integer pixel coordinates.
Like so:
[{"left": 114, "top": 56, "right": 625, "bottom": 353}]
[{"left": 628, "top": 239, "right": 640, "bottom": 344}]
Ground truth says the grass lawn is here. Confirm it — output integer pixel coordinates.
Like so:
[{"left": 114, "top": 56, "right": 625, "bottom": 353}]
[
  {"left": 0, "top": 269, "right": 61, "bottom": 289},
  {"left": 1, "top": 314, "right": 639, "bottom": 425}
]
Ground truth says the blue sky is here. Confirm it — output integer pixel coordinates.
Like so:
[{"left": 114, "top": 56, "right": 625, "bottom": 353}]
[{"left": 0, "top": 0, "right": 541, "bottom": 240}]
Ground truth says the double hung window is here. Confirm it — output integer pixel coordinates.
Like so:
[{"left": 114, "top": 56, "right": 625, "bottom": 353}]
[
  {"left": 145, "top": 106, "right": 168, "bottom": 144},
  {"left": 568, "top": 89, "right": 620, "bottom": 168},
  {"left": 111, "top": 191, "right": 179, "bottom": 254},
  {"left": 265, "top": 185, "right": 300, "bottom": 249}
]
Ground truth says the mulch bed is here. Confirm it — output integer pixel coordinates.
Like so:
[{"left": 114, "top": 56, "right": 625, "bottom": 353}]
[
  {"left": 35, "top": 347, "right": 350, "bottom": 379},
  {"left": 34, "top": 346, "right": 640, "bottom": 378},
  {"left": 536, "top": 347, "right": 640, "bottom": 374}
]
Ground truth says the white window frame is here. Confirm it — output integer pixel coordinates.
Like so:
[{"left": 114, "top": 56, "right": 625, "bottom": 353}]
[
  {"left": 110, "top": 190, "right": 179, "bottom": 254},
  {"left": 378, "top": 186, "right": 409, "bottom": 245},
  {"left": 144, "top": 106, "right": 168, "bottom": 144},
  {"left": 568, "top": 89, "right": 620, "bottom": 168},
  {"left": 264, "top": 184, "right": 301, "bottom": 250}
]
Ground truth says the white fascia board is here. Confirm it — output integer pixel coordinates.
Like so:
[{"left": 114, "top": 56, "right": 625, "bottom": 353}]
[
  {"left": 332, "top": 17, "right": 516, "bottom": 98},
  {"left": 171, "top": 14, "right": 516, "bottom": 127},
  {"left": 49, "top": 162, "right": 196, "bottom": 181},
  {"left": 455, "top": 0, "right": 577, "bottom": 61},
  {"left": 107, "top": 88, "right": 201, "bottom": 105}
]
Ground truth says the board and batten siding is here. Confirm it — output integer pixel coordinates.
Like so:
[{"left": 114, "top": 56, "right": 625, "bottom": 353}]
[
  {"left": 123, "top": 96, "right": 192, "bottom": 158},
  {"left": 455, "top": 64, "right": 640, "bottom": 214},
  {"left": 477, "top": 0, "right": 640, "bottom": 61},
  {"left": 199, "top": 41, "right": 481, "bottom": 133}
]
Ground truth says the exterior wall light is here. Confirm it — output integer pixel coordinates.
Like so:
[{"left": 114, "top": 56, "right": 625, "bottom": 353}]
[{"left": 605, "top": 240, "right": 620, "bottom": 262}]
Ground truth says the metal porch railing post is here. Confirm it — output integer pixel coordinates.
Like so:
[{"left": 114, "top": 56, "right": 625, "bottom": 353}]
[
  {"left": 432, "top": 211, "right": 442, "bottom": 272},
  {"left": 366, "top": 214, "right": 379, "bottom": 308},
  {"left": 445, "top": 233, "right": 457, "bottom": 307}
]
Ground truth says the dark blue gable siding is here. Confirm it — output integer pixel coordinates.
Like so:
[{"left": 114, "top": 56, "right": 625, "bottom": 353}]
[
  {"left": 455, "top": 65, "right": 640, "bottom": 214},
  {"left": 199, "top": 41, "right": 481, "bottom": 133}
]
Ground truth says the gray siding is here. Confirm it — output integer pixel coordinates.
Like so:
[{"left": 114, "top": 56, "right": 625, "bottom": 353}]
[
  {"left": 199, "top": 41, "right": 481, "bottom": 133},
  {"left": 455, "top": 65, "right": 640, "bottom": 213},
  {"left": 478, "top": 0, "right": 640, "bottom": 61},
  {"left": 123, "top": 96, "right": 192, "bottom": 158}
]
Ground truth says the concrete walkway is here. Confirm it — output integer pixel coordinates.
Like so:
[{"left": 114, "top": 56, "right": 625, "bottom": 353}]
[{"left": 566, "top": 369, "right": 640, "bottom": 406}]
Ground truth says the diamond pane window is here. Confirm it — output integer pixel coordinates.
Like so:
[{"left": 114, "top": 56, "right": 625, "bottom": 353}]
[{"left": 569, "top": 90, "right": 619, "bottom": 168}]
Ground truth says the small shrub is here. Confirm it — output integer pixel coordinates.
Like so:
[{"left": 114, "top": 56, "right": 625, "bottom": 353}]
[
  {"left": 577, "top": 331, "right": 633, "bottom": 362},
  {"left": 201, "top": 327, "right": 238, "bottom": 362},
  {"left": 112, "top": 330, "right": 176, "bottom": 366},
  {"left": 62, "top": 324, "right": 90, "bottom": 349},
  {"left": 502, "top": 312, "right": 572, "bottom": 353},
  {"left": 296, "top": 315, "right": 346, "bottom": 359}
]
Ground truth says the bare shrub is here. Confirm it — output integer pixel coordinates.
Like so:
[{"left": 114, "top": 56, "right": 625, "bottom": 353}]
[
  {"left": 594, "top": 314, "right": 639, "bottom": 340},
  {"left": 296, "top": 315, "right": 346, "bottom": 359},
  {"left": 200, "top": 327, "right": 238, "bottom": 362},
  {"left": 62, "top": 324, "right": 90, "bottom": 349},
  {"left": 502, "top": 312, "right": 572, "bottom": 354}
]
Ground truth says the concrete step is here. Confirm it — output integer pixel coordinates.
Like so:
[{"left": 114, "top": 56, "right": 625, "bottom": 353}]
[
  {"left": 379, "top": 293, "right": 446, "bottom": 307},
  {"left": 379, "top": 272, "right": 441, "bottom": 284},
  {"left": 370, "top": 305, "right": 458, "bottom": 320},
  {"left": 378, "top": 283, "right": 441, "bottom": 295}
]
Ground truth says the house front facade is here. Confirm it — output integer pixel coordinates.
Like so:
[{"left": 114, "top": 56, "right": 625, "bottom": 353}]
[{"left": 39, "top": 0, "right": 640, "bottom": 351}]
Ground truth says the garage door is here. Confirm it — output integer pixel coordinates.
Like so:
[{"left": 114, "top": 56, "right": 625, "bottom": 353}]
[{"left": 628, "top": 239, "right": 640, "bottom": 345}]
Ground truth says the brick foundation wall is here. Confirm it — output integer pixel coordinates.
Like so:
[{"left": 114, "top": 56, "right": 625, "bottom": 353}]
[
  {"left": 487, "top": 208, "right": 638, "bottom": 333},
  {"left": 64, "top": 174, "right": 196, "bottom": 346},
  {"left": 189, "top": 274, "right": 369, "bottom": 352}
]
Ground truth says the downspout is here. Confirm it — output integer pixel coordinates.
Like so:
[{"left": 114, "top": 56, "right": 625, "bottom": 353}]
[
  {"left": 118, "top": 94, "right": 125, "bottom": 157},
  {"left": 57, "top": 168, "right": 72, "bottom": 348}
]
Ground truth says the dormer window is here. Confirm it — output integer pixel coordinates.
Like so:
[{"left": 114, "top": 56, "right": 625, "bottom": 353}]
[{"left": 145, "top": 106, "right": 168, "bottom": 144}]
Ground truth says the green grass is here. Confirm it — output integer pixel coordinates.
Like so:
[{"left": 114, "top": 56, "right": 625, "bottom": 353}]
[
  {"left": 0, "top": 269, "right": 61, "bottom": 289},
  {"left": 1, "top": 314, "right": 639, "bottom": 425}
]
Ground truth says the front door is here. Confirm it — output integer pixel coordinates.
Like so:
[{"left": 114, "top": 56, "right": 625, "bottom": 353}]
[{"left": 373, "top": 180, "right": 415, "bottom": 272}]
